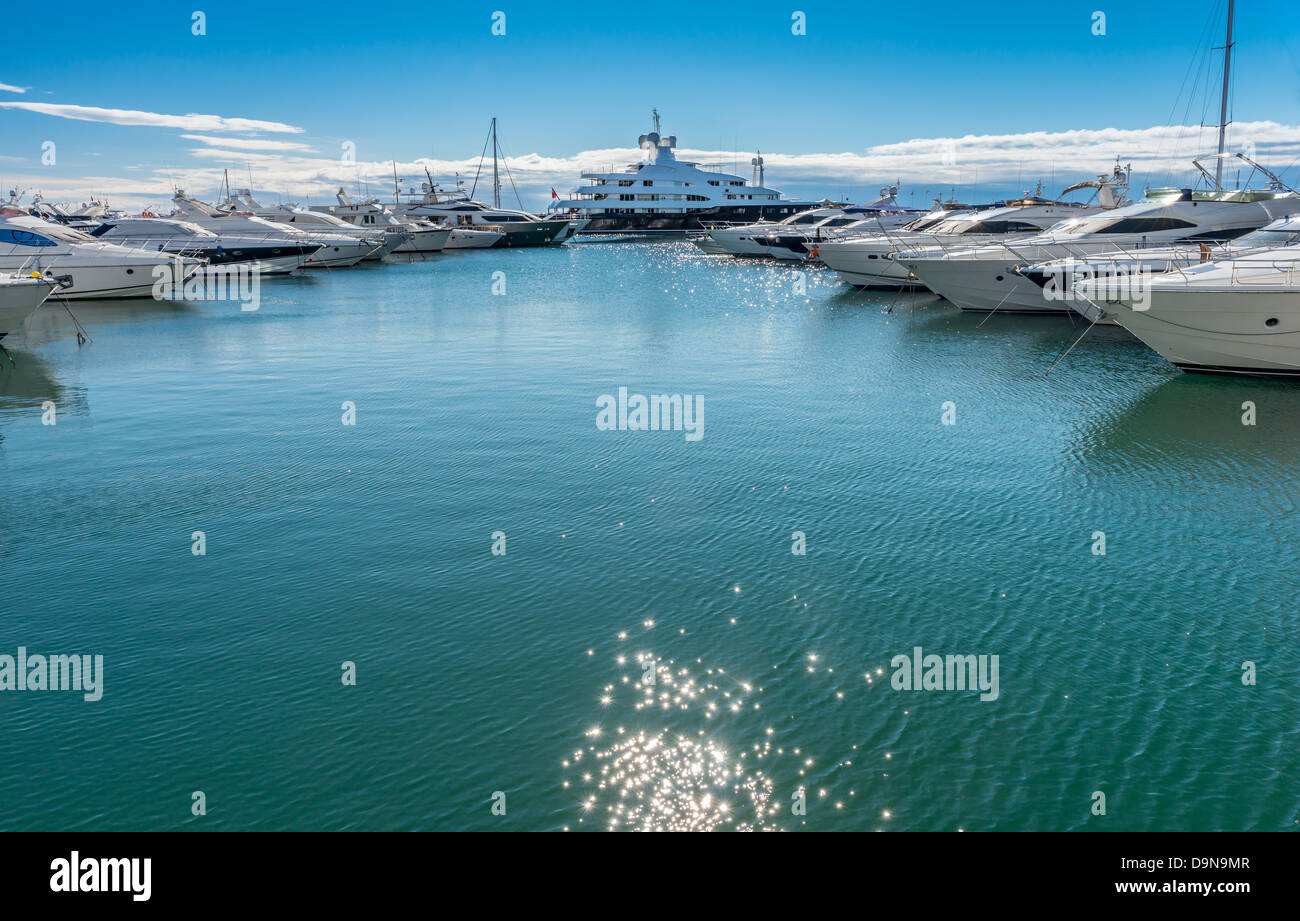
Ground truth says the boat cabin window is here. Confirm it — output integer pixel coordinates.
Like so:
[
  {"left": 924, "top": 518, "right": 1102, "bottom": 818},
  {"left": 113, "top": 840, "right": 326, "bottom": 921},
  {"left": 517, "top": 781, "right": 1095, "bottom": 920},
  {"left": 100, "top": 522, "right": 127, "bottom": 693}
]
[
  {"left": 960, "top": 220, "right": 1044, "bottom": 234},
  {"left": 1096, "top": 216, "right": 1199, "bottom": 234},
  {"left": 1, "top": 227, "right": 59, "bottom": 246}
]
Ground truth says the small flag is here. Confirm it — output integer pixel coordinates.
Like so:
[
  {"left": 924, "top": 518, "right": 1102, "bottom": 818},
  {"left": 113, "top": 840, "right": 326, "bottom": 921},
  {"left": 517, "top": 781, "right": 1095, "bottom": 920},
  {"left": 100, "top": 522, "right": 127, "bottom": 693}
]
[{"left": 551, "top": 188, "right": 558, "bottom": 199}]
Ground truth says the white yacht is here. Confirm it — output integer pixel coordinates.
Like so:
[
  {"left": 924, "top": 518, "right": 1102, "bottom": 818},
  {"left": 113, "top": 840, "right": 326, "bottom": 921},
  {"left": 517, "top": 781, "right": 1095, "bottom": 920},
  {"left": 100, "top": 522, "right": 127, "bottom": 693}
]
[
  {"left": 750, "top": 190, "right": 929, "bottom": 261},
  {"left": 0, "top": 273, "right": 57, "bottom": 339},
  {"left": 818, "top": 172, "right": 1129, "bottom": 288},
  {"left": 706, "top": 206, "right": 848, "bottom": 257},
  {"left": 0, "top": 209, "right": 202, "bottom": 300},
  {"left": 169, "top": 192, "right": 380, "bottom": 268},
  {"left": 392, "top": 181, "right": 570, "bottom": 247},
  {"left": 313, "top": 191, "right": 463, "bottom": 253},
  {"left": 1076, "top": 243, "right": 1300, "bottom": 377},
  {"left": 85, "top": 215, "right": 320, "bottom": 275},
  {"left": 554, "top": 110, "right": 827, "bottom": 234},
  {"left": 222, "top": 190, "right": 405, "bottom": 260},
  {"left": 897, "top": 159, "right": 1300, "bottom": 316}
]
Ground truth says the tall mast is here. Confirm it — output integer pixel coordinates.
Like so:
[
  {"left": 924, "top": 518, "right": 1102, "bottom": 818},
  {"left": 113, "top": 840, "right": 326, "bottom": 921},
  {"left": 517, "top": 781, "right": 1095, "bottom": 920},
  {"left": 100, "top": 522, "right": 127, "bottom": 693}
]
[
  {"left": 1215, "top": 0, "right": 1235, "bottom": 189},
  {"left": 652, "top": 108, "right": 660, "bottom": 135},
  {"left": 491, "top": 117, "right": 500, "bottom": 209}
]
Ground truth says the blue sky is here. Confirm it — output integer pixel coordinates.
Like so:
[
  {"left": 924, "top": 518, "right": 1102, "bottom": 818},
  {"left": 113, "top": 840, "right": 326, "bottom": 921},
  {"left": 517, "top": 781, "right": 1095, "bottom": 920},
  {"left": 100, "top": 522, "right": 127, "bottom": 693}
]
[{"left": 3, "top": 0, "right": 1300, "bottom": 209}]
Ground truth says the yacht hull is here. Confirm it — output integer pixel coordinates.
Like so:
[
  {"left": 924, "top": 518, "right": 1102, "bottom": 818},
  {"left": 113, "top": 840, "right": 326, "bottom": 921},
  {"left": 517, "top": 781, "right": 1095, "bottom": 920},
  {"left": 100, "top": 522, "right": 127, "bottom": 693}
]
[
  {"left": 392, "top": 228, "right": 451, "bottom": 254},
  {"left": 0, "top": 259, "right": 200, "bottom": 300},
  {"left": 817, "top": 241, "right": 921, "bottom": 288},
  {"left": 1090, "top": 286, "right": 1300, "bottom": 377},
  {"left": 0, "top": 277, "right": 56, "bottom": 338},
  {"left": 301, "top": 239, "right": 378, "bottom": 268},
  {"left": 491, "top": 222, "right": 568, "bottom": 247},
  {"left": 901, "top": 254, "right": 1078, "bottom": 315},
  {"left": 577, "top": 203, "right": 815, "bottom": 235},
  {"left": 445, "top": 229, "right": 503, "bottom": 249}
]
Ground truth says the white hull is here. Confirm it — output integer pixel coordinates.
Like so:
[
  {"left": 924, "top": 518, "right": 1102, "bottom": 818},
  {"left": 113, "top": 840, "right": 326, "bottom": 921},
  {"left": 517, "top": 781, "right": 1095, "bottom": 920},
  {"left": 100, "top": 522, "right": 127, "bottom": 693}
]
[
  {"left": 691, "top": 237, "right": 729, "bottom": 255},
  {"left": 0, "top": 256, "right": 200, "bottom": 300},
  {"left": 444, "top": 228, "right": 503, "bottom": 249},
  {"left": 393, "top": 227, "right": 451, "bottom": 254},
  {"left": 707, "top": 225, "right": 785, "bottom": 256},
  {"left": 1099, "top": 286, "right": 1300, "bottom": 375},
  {"left": 207, "top": 253, "right": 303, "bottom": 276},
  {"left": 301, "top": 239, "right": 377, "bottom": 268},
  {"left": 817, "top": 240, "right": 915, "bottom": 287},
  {"left": 901, "top": 247, "right": 1118, "bottom": 315},
  {"left": 0, "top": 277, "right": 56, "bottom": 337}
]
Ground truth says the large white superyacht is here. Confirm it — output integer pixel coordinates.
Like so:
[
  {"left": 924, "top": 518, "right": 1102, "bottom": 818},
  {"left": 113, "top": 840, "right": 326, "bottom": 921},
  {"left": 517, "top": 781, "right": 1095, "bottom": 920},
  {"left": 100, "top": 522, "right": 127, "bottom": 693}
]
[{"left": 553, "top": 110, "right": 827, "bottom": 234}]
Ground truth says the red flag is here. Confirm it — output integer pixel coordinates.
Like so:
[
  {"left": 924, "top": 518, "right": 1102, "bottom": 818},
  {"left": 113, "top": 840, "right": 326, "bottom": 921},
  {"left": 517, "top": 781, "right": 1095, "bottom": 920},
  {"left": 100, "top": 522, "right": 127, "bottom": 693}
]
[{"left": 551, "top": 188, "right": 558, "bottom": 199}]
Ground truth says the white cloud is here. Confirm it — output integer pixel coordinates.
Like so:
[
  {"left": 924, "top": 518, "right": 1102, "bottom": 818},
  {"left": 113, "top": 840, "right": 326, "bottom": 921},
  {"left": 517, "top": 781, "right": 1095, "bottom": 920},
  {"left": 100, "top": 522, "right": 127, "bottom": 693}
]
[
  {"left": 0, "top": 82, "right": 28, "bottom": 93},
  {"left": 181, "top": 134, "right": 316, "bottom": 152},
  {"left": 0, "top": 102, "right": 302, "bottom": 133}
]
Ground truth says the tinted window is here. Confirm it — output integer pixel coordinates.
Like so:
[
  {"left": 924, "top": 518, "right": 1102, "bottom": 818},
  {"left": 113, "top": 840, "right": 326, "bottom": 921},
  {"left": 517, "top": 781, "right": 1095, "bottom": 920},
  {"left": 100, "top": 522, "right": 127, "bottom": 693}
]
[
  {"left": 961, "top": 220, "right": 1043, "bottom": 234},
  {"left": 1099, "top": 217, "right": 1198, "bottom": 234}
]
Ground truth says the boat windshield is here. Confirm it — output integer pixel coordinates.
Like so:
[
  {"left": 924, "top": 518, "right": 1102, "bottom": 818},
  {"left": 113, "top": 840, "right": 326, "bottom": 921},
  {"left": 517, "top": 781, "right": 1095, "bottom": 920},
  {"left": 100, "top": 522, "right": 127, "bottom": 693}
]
[
  {"left": 1236, "top": 227, "right": 1300, "bottom": 247},
  {"left": 8, "top": 221, "right": 92, "bottom": 243},
  {"left": 901, "top": 214, "right": 950, "bottom": 231}
]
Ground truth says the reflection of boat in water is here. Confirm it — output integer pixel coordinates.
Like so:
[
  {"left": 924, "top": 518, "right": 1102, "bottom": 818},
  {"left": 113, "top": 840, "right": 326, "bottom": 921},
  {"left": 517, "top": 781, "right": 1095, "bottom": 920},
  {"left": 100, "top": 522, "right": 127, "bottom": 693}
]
[
  {"left": 0, "top": 349, "right": 85, "bottom": 426},
  {"left": 4, "top": 295, "right": 197, "bottom": 350},
  {"left": 1067, "top": 373, "right": 1300, "bottom": 473}
]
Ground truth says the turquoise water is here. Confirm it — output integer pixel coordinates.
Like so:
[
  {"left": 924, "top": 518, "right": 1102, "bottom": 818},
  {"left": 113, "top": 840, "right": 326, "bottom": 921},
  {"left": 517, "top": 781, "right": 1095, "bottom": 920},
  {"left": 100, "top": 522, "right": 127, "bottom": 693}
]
[{"left": 1, "top": 242, "right": 1297, "bottom": 831}]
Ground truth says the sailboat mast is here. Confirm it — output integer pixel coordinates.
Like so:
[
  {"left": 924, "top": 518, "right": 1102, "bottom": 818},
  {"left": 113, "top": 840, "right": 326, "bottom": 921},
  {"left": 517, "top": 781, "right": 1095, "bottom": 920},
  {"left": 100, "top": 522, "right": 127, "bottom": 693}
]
[
  {"left": 1215, "top": 0, "right": 1235, "bottom": 189},
  {"left": 491, "top": 117, "right": 500, "bottom": 209}
]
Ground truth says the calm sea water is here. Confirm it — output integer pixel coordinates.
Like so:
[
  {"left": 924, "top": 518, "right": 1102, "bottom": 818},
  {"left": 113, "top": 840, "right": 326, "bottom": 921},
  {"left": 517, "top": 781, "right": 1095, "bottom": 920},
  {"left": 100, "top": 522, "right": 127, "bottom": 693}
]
[{"left": 1, "top": 241, "right": 1297, "bottom": 832}]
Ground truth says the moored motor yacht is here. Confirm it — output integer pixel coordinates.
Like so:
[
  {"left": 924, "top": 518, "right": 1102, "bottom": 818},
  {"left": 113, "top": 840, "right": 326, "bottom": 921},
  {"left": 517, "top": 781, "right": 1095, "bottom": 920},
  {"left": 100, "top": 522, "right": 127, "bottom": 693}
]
[
  {"left": 818, "top": 171, "right": 1130, "bottom": 288},
  {"left": 311, "top": 190, "right": 457, "bottom": 254},
  {"left": 223, "top": 190, "right": 405, "bottom": 260},
  {"left": 392, "top": 181, "right": 570, "bottom": 248},
  {"left": 170, "top": 191, "right": 381, "bottom": 268},
  {"left": 1075, "top": 243, "right": 1300, "bottom": 376},
  {"left": 705, "top": 206, "right": 849, "bottom": 257},
  {"left": 753, "top": 190, "right": 927, "bottom": 261},
  {"left": 555, "top": 110, "right": 828, "bottom": 234},
  {"left": 86, "top": 215, "right": 319, "bottom": 275},
  {"left": 0, "top": 209, "right": 202, "bottom": 300},
  {"left": 0, "top": 272, "right": 58, "bottom": 339},
  {"left": 897, "top": 156, "right": 1300, "bottom": 315}
]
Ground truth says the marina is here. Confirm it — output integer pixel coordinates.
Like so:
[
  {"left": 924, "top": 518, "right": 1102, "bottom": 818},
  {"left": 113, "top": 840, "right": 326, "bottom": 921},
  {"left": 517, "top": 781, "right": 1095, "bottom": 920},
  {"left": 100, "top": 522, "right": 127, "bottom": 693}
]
[{"left": 1, "top": 0, "right": 1297, "bottom": 848}]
